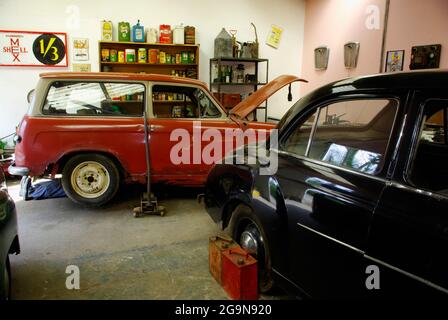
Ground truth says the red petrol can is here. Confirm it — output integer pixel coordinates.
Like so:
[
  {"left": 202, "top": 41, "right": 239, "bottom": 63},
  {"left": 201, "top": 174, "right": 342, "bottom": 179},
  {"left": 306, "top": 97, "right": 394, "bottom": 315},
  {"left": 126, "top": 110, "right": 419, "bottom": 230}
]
[
  {"left": 221, "top": 246, "right": 258, "bottom": 300},
  {"left": 209, "top": 235, "right": 238, "bottom": 285}
]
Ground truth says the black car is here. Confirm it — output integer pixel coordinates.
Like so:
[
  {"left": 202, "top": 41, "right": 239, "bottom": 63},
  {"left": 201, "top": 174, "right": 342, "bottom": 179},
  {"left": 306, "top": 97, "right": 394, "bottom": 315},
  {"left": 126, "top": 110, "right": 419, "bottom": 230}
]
[
  {"left": 205, "top": 70, "right": 448, "bottom": 299},
  {"left": 0, "top": 166, "right": 20, "bottom": 300}
]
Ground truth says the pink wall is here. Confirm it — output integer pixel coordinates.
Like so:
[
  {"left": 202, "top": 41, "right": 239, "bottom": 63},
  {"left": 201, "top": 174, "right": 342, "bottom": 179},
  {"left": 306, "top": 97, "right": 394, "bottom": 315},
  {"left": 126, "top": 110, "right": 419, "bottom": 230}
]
[
  {"left": 301, "top": 0, "right": 386, "bottom": 94},
  {"left": 385, "top": 0, "right": 448, "bottom": 72},
  {"left": 301, "top": 0, "right": 448, "bottom": 95}
]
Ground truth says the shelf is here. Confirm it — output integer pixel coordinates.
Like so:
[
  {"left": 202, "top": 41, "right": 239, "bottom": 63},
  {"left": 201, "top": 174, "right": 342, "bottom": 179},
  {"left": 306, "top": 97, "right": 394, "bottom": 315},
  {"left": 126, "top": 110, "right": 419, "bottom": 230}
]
[
  {"left": 211, "top": 82, "right": 267, "bottom": 86},
  {"left": 153, "top": 100, "right": 185, "bottom": 103},
  {"left": 100, "top": 62, "right": 197, "bottom": 67},
  {"left": 210, "top": 57, "right": 269, "bottom": 63},
  {"left": 110, "top": 100, "right": 142, "bottom": 103},
  {"left": 99, "top": 41, "right": 199, "bottom": 48}
]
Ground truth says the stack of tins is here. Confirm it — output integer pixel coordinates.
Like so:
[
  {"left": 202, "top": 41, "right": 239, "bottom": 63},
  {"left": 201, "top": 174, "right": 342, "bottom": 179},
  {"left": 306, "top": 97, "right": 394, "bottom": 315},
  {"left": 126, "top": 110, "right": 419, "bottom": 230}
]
[
  {"left": 184, "top": 26, "right": 195, "bottom": 44},
  {"left": 209, "top": 236, "right": 258, "bottom": 300}
]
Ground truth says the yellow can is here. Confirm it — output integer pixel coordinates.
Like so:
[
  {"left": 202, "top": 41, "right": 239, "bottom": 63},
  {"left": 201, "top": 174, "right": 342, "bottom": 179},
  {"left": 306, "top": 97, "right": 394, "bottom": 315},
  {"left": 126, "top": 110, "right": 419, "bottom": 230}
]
[
  {"left": 159, "top": 51, "right": 166, "bottom": 64},
  {"left": 118, "top": 50, "right": 125, "bottom": 63},
  {"left": 138, "top": 48, "right": 147, "bottom": 63}
]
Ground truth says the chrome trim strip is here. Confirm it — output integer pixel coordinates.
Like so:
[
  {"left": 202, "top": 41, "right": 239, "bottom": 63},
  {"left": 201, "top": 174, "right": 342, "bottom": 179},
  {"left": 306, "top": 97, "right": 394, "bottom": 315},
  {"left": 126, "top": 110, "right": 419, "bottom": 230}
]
[
  {"left": 305, "top": 109, "right": 320, "bottom": 157},
  {"left": 364, "top": 255, "right": 448, "bottom": 295},
  {"left": 297, "top": 222, "right": 364, "bottom": 254},
  {"left": 388, "top": 181, "right": 448, "bottom": 200},
  {"left": 275, "top": 149, "right": 387, "bottom": 184}
]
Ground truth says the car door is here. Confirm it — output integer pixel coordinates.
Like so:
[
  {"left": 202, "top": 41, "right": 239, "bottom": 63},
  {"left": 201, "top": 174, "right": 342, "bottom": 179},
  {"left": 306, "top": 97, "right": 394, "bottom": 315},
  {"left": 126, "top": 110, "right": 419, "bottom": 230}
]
[
  {"left": 365, "top": 91, "right": 448, "bottom": 298},
  {"left": 275, "top": 94, "right": 402, "bottom": 298},
  {"left": 148, "top": 83, "right": 238, "bottom": 185}
]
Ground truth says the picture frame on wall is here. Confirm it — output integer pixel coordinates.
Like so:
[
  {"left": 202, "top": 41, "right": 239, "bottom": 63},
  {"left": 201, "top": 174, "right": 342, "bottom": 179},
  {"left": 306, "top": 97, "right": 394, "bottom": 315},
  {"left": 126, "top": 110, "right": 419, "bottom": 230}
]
[{"left": 385, "top": 50, "right": 405, "bottom": 72}]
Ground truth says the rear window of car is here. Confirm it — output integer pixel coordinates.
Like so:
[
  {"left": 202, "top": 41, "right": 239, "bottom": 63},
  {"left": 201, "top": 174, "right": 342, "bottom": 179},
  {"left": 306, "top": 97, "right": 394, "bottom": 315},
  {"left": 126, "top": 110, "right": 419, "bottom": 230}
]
[{"left": 42, "top": 81, "right": 145, "bottom": 116}]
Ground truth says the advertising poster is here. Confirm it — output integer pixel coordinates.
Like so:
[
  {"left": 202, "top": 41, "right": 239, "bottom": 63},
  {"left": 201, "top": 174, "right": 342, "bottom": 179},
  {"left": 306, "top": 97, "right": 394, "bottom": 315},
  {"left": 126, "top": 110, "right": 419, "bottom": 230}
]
[{"left": 0, "top": 30, "right": 68, "bottom": 67}]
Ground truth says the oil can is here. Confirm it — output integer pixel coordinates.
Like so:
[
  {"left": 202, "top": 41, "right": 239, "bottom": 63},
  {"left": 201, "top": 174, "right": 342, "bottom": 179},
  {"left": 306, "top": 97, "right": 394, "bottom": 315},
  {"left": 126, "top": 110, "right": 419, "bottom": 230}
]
[
  {"left": 221, "top": 246, "right": 258, "bottom": 300},
  {"left": 209, "top": 235, "right": 238, "bottom": 285}
]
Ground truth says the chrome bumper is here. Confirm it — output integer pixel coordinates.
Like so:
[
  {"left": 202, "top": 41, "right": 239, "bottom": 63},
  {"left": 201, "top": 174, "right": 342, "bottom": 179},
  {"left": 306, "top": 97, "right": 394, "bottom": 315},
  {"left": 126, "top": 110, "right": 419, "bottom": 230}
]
[{"left": 8, "top": 163, "right": 29, "bottom": 176}]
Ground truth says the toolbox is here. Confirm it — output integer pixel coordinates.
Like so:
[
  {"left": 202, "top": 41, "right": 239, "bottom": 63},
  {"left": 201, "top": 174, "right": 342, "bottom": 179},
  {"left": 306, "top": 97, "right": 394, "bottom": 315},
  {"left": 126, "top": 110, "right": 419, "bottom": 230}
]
[
  {"left": 209, "top": 235, "right": 238, "bottom": 285},
  {"left": 221, "top": 246, "right": 258, "bottom": 300}
]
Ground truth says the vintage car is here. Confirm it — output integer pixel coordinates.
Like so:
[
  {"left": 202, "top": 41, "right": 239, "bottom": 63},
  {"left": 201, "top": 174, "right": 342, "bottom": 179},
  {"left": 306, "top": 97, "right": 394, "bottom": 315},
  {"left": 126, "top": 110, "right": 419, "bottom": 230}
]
[
  {"left": 0, "top": 166, "right": 20, "bottom": 300},
  {"left": 205, "top": 70, "right": 448, "bottom": 298},
  {"left": 9, "top": 72, "right": 305, "bottom": 206}
]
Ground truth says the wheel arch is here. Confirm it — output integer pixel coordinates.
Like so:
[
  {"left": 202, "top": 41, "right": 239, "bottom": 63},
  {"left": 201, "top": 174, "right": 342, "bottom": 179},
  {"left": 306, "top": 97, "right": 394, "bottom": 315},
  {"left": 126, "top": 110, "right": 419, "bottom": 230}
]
[{"left": 56, "top": 150, "right": 126, "bottom": 181}]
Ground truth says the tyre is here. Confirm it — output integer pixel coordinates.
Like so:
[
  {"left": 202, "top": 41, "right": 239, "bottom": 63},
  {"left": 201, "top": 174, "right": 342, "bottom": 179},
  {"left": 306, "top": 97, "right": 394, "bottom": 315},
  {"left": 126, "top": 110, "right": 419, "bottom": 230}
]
[
  {"left": 62, "top": 153, "right": 120, "bottom": 207},
  {"left": 227, "top": 204, "right": 274, "bottom": 293},
  {"left": 1, "top": 256, "right": 11, "bottom": 300}
]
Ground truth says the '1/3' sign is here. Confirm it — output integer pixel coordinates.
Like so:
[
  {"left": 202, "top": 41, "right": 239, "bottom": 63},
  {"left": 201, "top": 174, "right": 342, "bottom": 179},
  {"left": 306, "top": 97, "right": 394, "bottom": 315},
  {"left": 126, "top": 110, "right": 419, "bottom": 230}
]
[{"left": 32, "top": 33, "right": 66, "bottom": 65}]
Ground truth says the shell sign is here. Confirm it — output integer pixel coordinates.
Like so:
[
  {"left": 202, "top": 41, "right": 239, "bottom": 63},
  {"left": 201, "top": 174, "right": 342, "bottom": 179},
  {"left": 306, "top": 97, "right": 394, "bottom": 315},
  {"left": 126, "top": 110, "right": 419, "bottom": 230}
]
[{"left": 0, "top": 30, "right": 68, "bottom": 67}]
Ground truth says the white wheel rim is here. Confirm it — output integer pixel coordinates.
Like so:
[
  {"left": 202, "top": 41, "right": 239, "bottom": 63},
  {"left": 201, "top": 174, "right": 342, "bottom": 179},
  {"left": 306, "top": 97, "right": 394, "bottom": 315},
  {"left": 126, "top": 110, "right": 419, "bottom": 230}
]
[{"left": 70, "top": 161, "right": 111, "bottom": 199}]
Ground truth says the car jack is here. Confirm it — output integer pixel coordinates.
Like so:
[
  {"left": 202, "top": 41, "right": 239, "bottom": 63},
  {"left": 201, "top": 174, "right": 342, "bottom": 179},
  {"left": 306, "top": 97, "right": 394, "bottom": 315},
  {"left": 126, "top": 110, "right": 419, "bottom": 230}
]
[
  {"left": 133, "top": 192, "right": 165, "bottom": 217},
  {"left": 133, "top": 110, "right": 165, "bottom": 218}
]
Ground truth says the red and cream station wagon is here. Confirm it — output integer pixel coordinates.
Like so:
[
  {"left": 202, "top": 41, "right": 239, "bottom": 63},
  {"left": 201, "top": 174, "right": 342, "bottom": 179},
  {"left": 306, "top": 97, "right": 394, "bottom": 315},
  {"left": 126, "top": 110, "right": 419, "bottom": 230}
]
[{"left": 9, "top": 72, "right": 305, "bottom": 206}]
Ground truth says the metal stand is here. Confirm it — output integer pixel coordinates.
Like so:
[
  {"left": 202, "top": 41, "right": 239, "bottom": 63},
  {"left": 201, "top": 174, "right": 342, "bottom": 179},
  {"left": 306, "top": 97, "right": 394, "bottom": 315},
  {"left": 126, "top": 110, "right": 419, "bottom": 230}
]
[{"left": 133, "top": 110, "right": 166, "bottom": 218}]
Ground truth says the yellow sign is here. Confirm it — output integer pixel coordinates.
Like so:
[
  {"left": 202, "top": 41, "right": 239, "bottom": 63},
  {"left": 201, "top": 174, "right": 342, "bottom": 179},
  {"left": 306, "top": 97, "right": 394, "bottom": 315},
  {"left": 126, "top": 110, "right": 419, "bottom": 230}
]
[{"left": 266, "top": 25, "right": 283, "bottom": 49}]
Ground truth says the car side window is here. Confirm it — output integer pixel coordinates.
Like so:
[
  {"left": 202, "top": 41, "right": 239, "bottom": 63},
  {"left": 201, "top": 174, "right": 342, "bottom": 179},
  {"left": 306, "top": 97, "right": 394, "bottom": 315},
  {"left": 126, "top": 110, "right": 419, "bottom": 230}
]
[
  {"left": 409, "top": 100, "right": 448, "bottom": 194},
  {"left": 281, "top": 110, "right": 318, "bottom": 156},
  {"left": 308, "top": 99, "right": 398, "bottom": 175},
  {"left": 152, "top": 85, "right": 221, "bottom": 119},
  {"left": 43, "top": 81, "right": 145, "bottom": 116}
]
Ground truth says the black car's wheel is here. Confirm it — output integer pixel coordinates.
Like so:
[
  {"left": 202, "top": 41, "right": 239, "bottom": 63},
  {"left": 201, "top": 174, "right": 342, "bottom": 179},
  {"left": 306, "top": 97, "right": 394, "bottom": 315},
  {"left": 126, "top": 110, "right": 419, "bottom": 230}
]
[
  {"left": 62, "top": 153, "right": 120, "bottom": 207},
  {"left": 1, "top": 256, "right": 11, "bottom": 300},
  {"left": 227, "top": 204, "right": 274, "bottom": 293}
]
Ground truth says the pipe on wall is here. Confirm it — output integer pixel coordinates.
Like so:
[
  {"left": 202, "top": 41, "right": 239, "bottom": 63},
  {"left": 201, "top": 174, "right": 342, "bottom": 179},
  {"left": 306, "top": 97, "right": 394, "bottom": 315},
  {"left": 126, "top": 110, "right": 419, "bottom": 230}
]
[{"left": 379, "top": 0, "right": 391, "bottom": 73}]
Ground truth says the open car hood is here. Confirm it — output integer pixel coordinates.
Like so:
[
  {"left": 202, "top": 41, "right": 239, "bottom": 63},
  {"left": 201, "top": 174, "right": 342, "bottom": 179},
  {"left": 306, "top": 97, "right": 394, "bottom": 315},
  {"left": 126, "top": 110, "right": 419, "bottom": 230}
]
[{"left": 229, "top": 75, "right": 308, "bottom": 119}]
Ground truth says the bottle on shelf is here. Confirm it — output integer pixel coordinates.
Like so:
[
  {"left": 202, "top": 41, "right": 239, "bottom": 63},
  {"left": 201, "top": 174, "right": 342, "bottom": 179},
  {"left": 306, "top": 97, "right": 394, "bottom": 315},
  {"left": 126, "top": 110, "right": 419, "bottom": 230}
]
[{"left": 225, "top": 66, "right": 231, "bottom": 83}]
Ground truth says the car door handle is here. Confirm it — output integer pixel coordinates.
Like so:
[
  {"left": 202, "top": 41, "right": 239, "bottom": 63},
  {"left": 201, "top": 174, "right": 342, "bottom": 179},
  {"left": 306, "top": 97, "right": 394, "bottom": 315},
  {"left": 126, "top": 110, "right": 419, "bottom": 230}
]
[{"left": 149, "top": 125, "right": 156, "bottom": 132}]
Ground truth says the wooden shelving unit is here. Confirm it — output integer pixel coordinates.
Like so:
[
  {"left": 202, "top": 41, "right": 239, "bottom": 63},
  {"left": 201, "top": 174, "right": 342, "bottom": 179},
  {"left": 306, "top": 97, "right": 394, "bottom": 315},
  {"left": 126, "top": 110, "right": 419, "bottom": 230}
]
[{"left": 99, "top": 41, "right": 200, "bottom": 79}]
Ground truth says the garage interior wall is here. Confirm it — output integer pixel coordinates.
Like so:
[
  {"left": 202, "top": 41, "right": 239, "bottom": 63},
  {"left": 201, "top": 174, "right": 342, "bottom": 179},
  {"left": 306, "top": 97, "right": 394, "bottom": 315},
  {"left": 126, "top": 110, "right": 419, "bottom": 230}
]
[
  {"left": 301, "top": 0, "right": 448, "bottom": 95},
  {"left": 0, "top": 0, "right": 306, "bottom": 144}
]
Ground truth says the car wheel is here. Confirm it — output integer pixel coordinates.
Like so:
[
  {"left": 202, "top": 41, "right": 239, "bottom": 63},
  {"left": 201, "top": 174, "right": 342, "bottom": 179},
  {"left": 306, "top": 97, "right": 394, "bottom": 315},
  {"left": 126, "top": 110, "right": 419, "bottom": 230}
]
[
  {"left": 227, "top": 204, "right": 274, "bottom": 293},
  {"left": 62, "top": 153, "right": 120, "bottom": 207},
  {"left": 1, "top": 256, "right": 11, "bottom": 300}
]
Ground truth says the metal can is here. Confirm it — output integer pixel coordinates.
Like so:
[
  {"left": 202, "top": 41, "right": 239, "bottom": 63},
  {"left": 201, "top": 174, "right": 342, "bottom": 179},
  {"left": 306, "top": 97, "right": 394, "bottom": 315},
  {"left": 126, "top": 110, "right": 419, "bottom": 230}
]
[
  {"left": 138, "top": 48, "right": 147, "bottom": 63},
  {"left": 101, "top": 48, "right": 110, "bottom": 62},
  {"left": 159, "top": 51, "right": 166, "bottom": 64},
  {"left": 125, "top": 49, "right": 136, "bottom": 62},
  {"left": 188, "top": 52, "right": 195, "bottom": 64},
  {"left": 181, "top": 51, "right": 189, "bottom": 64},
  {"left": 148, "top": 49, "right": 158, "bottom": 64},
  {"left": 110, "top": 49, "right": 118, "bottom": 62},
  {"left": 118, "top": 50, "right": 125, "bottom": 63}
]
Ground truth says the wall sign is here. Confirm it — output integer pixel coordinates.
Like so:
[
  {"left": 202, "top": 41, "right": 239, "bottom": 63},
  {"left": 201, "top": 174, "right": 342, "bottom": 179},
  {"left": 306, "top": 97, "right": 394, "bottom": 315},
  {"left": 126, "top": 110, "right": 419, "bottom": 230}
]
[
  {"left": 385, "top": 50, "right": 405, "bottom": 72},
  {"left": 0, "top": 30, "right": 68, "bottom": 67},
  {"left": 73, "top": 38, "right": 89, "bottom": 62},
  {"left": 266, "top": 25, "right": 283, "bottom": 49}
]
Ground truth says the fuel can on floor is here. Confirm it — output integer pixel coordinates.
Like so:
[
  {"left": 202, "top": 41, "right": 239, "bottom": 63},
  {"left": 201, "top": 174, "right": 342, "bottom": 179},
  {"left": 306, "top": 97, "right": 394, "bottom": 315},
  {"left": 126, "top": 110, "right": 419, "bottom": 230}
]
[
  {"left": 209, "top": 235, "right": 238, "bottom": 285},
  {"left": 221, "top": 246, "right": 258, "bottom": 300}
]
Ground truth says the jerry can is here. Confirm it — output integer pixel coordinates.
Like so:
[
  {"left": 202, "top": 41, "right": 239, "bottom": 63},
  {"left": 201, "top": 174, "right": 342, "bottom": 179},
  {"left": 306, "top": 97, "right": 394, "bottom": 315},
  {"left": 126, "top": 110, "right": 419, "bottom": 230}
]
[
  {"left": 132, "top": 20, "right": 145, "bottom": 42},
  {"left": 118, "top": 21, "right": 131, "bottom": 42},
  {"left": 221, "top": 246, "right": 258, "bottom": 300},
  {"left": 208, "top": 235, "right": 238, "bottom": 285}
]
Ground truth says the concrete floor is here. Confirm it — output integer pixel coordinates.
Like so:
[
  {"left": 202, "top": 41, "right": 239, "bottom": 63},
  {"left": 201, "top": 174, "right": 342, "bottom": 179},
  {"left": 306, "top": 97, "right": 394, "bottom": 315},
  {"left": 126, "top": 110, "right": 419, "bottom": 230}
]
[{"left": 6, "top": 179, "right": 288, "bottom": 300}]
